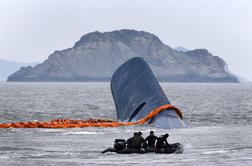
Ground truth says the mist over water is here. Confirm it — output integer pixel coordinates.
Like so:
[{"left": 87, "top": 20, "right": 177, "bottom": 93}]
[{"left": 0, "top": 82, "right": 252, "bottom": 165}]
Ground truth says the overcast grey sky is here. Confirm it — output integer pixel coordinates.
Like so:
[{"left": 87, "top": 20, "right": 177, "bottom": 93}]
[{"left": 0, "top": 0, "right": 251, "bottom": 81}]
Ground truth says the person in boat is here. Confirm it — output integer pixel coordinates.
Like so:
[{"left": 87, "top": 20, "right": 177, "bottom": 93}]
[
  {"left": 126, "top": 132, "right": 137, "bottom": 148},
  {"left": 137, "top": 131, "right": 147, "bottom": 148},
  {"left": 156, "top": 133, "right": 170, "bottom": 149},
  {"left": 145, "top": 131, "right": 158, "bottom": 148},
  {"left": 126, "top": 132, "right": 147, "bottom": 149}
]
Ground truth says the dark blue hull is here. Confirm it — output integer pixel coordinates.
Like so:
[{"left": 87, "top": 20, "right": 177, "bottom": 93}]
[{"left": 111, "top": 57, "right": 184, "bottom": 129}]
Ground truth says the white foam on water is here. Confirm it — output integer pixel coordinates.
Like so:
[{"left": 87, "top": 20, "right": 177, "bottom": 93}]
[
  {"left": 61, "top": 131, "right": 103, "bottom": 135},
  {"left": 30, "top": 152, "right": 50, "bottom": 157},
  {"left": 202, "top": 150, "right": 229, "bottom": 154},
  {"left": 183, "top": 143, "right": 193, "bottom": 148},
  {"left": 40, "top": 129, "right": 66, "bottom": 133},
  {"left": 0, "top": 156, "right": 10, "bottom": 160}
]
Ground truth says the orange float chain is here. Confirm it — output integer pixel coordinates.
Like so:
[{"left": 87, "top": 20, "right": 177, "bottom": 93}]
[{"left": 0, "top": 104, "right": 182, "bottom": 128}]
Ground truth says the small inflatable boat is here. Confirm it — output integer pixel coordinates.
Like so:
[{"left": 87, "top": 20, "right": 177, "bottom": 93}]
[{"left": 101, "top": 139, "right": 183, "bottom": 154}]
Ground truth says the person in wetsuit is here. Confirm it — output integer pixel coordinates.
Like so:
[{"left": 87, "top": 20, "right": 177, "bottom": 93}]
[
  {"left": 137, "top": 132, "right": 147, "bottom": 148},
  {"left": 126, "top": 132, "right": 147, "bottom": 149},
  {"left": 126, "top": 132, "right": 137, "bottom": 148},
  {"left": 156, "top": 133, "right": 170, "bottom": 149},
  {"left": 145, "top": 131, "right": 158, "bottom": 148}
]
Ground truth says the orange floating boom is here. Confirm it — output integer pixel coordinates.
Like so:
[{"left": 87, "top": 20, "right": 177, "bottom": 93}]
[{"left": 0, "top": 104, "right": 182, "bottom": 129}]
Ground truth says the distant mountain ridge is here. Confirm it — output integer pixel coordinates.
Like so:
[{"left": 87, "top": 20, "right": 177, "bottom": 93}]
[
  {"left": 0, "top": 59, "right": 37, "bottom": 81},
  {"left": 7, "top": 29, "right": 238, "bottom": 82}
]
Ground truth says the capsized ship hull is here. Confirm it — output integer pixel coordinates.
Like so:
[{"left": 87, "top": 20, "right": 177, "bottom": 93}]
[{"left": 111, "top": 57, "right": 184, "bottom": 129}]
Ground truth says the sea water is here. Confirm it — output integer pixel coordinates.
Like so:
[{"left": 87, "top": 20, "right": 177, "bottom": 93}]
[{"left": 0, "top": 82, "right": 251, "bottom": 165}]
